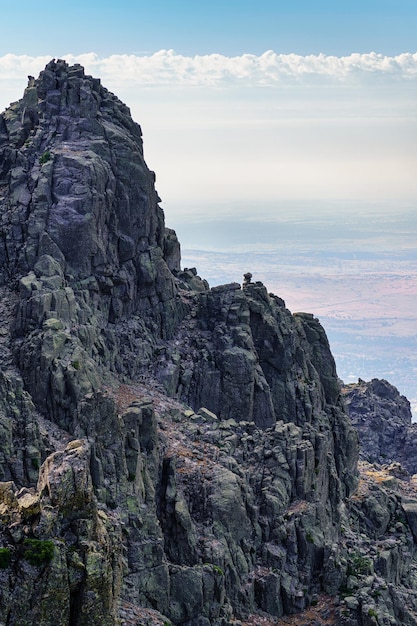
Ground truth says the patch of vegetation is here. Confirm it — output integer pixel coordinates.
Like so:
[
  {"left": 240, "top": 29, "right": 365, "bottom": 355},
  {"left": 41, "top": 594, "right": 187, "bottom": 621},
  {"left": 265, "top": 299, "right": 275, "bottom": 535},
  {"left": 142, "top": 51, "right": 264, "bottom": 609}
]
[
  {"left": 0, "top": 547, "right": 11, "bottom": 569},
  {"left": 72, "top": 360, "right": 81, "bottom": 370},
  {"left": 23, "top": 539, "right": 54, "bottom": 566},
  {"left": 204, "top": 562, "right": 224, "bottom": 576},
  {"left": 39, "top": 150, "right": 51, "bottom": 165},
  {"left": 306, "top": 531, "right": 314, "bottom": 544},
  {"left": 347, "top": 552, "right": 372, "bottom": 577},
  {"left": 368, "top": 607, "right": 378, "bottom": 619}
]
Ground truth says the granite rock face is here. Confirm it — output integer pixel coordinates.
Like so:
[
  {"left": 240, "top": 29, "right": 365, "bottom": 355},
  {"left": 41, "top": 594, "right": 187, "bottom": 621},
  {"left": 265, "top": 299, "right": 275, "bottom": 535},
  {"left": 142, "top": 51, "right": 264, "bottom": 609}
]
[
  {"left": 0, "top": 60, "right": 416, "bottom": 626},
  {"left": 343, "top": 378, "right": 417, "bottom": 474}
]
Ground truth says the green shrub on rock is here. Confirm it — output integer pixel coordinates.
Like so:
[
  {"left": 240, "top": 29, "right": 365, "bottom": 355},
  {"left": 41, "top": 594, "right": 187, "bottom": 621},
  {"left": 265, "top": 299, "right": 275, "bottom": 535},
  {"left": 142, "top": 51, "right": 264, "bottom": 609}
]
[
  {"left": 39, "top": 150, "right": 51, "bottom": 165},
  {"left": 0, "top": 547, "right": 11, "bottom": 568},
  {"left": 347, "top": 552, "right": 372, "bottom": 577},
  {"left": 23, "top": 539, "right": 54, "bottom": 566}
]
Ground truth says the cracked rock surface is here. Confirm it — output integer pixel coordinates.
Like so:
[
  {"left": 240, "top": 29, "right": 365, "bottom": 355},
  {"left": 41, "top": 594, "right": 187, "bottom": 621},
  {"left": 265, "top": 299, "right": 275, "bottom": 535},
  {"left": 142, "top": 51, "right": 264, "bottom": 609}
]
[{"left": 0, "top": 60, "right": 416, "bottom": 626}]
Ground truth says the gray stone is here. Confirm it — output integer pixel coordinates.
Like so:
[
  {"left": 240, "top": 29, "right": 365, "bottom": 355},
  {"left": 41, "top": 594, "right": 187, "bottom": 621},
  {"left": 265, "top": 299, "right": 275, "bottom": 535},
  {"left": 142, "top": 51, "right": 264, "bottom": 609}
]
[{"left": 342, "top": 378, "right": 416, "bottom": 473}]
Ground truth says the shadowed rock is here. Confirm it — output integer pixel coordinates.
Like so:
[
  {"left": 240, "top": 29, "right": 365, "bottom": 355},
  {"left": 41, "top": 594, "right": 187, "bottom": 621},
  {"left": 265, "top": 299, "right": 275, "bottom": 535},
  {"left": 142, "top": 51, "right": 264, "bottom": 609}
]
[{"left": 342, "top": 378, "right": 417, "bottom": 473}]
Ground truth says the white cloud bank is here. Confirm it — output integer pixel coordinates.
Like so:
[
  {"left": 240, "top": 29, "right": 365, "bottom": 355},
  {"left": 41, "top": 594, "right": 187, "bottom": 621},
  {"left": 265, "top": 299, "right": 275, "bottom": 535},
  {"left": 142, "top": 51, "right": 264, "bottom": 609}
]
[
  {"left": 1, "top": 51, "right": 416, "bottom": 212},
  {"left": 1, "top": 51, "right": 417, "bottom": 88}
]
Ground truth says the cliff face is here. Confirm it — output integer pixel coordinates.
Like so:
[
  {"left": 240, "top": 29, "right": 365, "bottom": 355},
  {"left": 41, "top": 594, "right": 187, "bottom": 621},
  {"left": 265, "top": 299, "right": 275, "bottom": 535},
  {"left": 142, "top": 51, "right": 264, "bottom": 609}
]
[
  {"left": 342, "top": 378, "right": 417, "bottom": 474},
  {"left": 0, "top": 60, "right": 415, "bottom": 626}
]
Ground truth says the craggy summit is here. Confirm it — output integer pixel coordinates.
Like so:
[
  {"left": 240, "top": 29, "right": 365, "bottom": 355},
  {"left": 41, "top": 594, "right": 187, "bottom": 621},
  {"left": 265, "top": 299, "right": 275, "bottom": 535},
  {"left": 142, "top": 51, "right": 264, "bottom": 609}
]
[{"left": 0, "top": 60, "right": 416, "bottom": 626}]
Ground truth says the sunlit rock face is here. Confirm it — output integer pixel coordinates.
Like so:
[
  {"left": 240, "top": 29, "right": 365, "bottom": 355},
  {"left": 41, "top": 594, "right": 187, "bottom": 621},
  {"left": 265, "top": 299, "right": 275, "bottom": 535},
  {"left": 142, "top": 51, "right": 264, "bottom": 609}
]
[{"left": 6, "top": 60, "right": 417, "bottom": 626}]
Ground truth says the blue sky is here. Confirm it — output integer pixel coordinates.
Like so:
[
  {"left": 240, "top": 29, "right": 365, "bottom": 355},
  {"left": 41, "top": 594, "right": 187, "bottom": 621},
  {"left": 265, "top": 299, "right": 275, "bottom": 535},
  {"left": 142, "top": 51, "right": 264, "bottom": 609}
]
[{"left": 2, "top": 0, "right": 417, "bottom": 57}]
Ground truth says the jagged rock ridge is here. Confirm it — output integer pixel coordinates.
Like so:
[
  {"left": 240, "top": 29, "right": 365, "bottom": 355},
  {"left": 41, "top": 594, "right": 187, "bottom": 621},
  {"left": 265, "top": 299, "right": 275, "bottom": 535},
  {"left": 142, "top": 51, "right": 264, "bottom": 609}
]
[{"left": 0, "top": 59, "right": 416, "bottom": 626}]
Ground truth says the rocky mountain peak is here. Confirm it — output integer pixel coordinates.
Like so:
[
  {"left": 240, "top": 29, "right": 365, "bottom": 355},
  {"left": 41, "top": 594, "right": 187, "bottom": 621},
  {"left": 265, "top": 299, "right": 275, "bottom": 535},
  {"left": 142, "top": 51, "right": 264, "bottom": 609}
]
[
  {"left": 1, "top": 62, "right": 417, "bottom": 626},
  {"left": 0, "top": 58, "right": 179, "bottom": 315}
]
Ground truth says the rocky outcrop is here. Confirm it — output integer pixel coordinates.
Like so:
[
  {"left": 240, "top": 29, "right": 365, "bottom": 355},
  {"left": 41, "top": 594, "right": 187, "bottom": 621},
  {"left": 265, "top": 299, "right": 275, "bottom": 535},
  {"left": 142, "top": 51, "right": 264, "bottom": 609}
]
[
  {"left": 0, "top": 439, "right": 122, "bottom": 626},
  {"left": 342, "top": 378, "right": 417, "bottom": 474},
  {"left": 1, "top": 59, "right": 186, "bottom": 428},
  {"left": 0, "top": 59, "right": 416, "bottom": 626}
]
